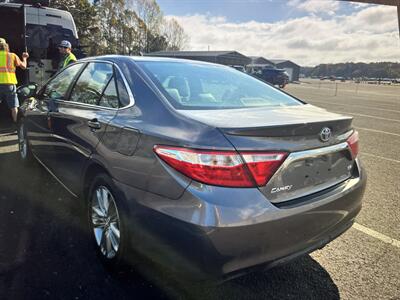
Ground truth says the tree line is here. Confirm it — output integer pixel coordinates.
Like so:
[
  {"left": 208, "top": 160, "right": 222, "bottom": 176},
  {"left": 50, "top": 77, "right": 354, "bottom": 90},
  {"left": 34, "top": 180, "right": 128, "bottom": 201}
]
[
  {"left": 301, "top": 62, "right": 400, "bottom": 79},
  {"left": 49, "top": 0, "right": 189, "bottom": 56}
]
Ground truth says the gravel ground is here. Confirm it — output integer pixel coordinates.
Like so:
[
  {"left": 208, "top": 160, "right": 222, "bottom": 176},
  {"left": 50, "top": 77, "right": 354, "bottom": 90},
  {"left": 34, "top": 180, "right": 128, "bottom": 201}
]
[{"left": 0, "top": 80, "right": 399, "bottom": 299}]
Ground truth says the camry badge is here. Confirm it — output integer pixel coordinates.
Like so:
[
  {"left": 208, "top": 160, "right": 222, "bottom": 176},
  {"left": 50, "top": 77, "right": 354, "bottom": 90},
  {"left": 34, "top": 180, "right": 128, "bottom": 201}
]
[{"left": 320, "top": 127, "right": 332, "bottom": 142}]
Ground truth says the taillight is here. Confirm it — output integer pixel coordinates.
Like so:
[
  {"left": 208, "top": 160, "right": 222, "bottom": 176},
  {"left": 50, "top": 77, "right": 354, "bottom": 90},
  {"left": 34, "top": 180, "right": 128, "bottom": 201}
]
[
  {"left": 241, "top": 153, "right": 287, "bottom": 186},
  {"left": 154, "top": 145, "right": 287, "bottom": 188},
  {"left": 347, "top": 131, "right": 359, "bottom": 158}
]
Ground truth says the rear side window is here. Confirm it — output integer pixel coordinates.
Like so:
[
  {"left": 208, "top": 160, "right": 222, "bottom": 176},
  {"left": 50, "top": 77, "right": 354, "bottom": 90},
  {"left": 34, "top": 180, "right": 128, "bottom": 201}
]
[
  {"left": 99, "top": 78, "right": 119, "bottom": 108},
  {"left": 115, "top": 70, "right": 130, "bottom": 107},
  {"left": 44, "top": 64, "right": 82, "bottom": 100},
  {"left": 70, "top": 62, "right": 113, "bottom": 105}
]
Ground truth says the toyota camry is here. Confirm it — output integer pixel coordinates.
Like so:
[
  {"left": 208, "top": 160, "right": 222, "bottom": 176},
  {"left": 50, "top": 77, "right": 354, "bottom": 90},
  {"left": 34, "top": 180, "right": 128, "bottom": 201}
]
[{"left": 17, "top": 55, "right": 366, "bottom": 280}]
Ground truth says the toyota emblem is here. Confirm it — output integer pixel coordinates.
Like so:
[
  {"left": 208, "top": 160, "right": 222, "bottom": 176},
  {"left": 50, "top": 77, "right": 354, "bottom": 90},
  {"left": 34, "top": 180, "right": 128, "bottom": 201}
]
[{"left": 319, "top": 127, "right": 332, "bottom": 142}]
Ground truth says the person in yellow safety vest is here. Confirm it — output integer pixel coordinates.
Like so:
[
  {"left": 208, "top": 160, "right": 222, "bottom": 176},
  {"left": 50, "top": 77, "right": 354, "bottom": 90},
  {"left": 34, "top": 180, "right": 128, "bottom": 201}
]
[
  {"left": 58, "top": 40, "right": 77, "bottom": 70},
  {"left": 0, "top": 38, "right": 29, "bottom": 124}
]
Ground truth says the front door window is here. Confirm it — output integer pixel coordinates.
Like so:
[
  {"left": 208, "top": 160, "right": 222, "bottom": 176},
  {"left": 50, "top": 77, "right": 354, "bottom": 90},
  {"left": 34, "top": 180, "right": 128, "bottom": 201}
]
[
  {"left": 43, "top": 64, "right": 83, "bottom": 100},
  {"left": 69, "top": 63, "right": 114, "bottom": 106}
]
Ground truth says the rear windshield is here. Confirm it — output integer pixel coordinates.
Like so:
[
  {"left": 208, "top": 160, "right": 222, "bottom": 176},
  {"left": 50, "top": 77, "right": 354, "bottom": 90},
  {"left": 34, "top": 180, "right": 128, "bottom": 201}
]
[{"left": 137, "top": 61, "right": 301, "bottom": 110}]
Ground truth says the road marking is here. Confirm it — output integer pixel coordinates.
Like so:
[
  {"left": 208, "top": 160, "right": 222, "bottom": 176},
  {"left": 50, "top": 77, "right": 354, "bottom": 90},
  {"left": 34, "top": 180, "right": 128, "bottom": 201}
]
[
  {"left": 0, "top": 148, "right": 18, "bottom": 154},
  {"left": 353, "top": 223, "right": 400, "bottom": 249},
  {"left": 295, "top": 84, "right": 400, "bottom": 99},
  {"left": 348, "top": 90, "right": 400, "bottom": 98},
  {"left": 360, "top": 152, "right": 400, "bottom": 163},
  {"left": 356, "top": 127, "right": 400, "bottom": 138},
  {"left": 0, "top": 135, "right": 17, "bottom": 141},
  {"left": 308, "top": 100, "right": 400, "bottom": 114},
  {"left": 330, "top": 111, "right": 400, "bottom": 123}
]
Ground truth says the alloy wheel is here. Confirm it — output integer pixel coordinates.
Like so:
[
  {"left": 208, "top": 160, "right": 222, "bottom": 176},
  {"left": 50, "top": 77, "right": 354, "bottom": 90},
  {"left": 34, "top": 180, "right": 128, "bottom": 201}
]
[{"left": 91, "top": 186, "right": 121, "bottom": 259}]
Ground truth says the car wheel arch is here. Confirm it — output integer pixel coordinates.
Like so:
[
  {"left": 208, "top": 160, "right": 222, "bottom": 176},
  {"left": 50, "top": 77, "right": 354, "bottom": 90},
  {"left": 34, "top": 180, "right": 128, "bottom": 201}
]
[
  {"left": 82, "top": 162, "right": 112, "bottom": 200},
  {"left": 82, "top": 162, "right": 133, "bottom": 217}
]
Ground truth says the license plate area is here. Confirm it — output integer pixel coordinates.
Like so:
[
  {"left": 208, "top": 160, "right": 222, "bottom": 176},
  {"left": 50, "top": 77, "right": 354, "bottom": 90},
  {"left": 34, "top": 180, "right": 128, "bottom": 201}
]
[{"left": 261, "top": 144, "right": 354, "bottom": 204}]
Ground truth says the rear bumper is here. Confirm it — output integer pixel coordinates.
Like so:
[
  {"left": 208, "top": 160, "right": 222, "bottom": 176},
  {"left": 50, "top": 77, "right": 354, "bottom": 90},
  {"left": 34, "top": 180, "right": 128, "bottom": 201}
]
[
  {"left": 222, "top": 216, "right": 355, "bottom": 281},
  {"left": 116, "top": 161, "right": 366, "bottom": 278}
]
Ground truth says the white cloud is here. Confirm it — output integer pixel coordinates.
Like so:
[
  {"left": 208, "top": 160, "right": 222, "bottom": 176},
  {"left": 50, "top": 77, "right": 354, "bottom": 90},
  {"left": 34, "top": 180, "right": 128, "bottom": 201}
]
[
  {"left": 288, "top": 0, "right": 340, "bottom": 16},
  {"left": 349, "top": 2, "right": 372, "bottom": 9},
  {"left": 342, "top": 5, "right": 398, "bottom": 33},
  {"left": 169, "top": 5, "right": 399, "bottom": 66}
]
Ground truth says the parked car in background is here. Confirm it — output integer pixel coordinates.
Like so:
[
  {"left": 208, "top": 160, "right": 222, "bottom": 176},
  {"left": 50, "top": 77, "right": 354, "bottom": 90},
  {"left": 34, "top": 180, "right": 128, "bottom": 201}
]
[
  {"left": 336, "top": 77, "right": 346, "bottom": 82},
  {"left": 253, "top": 67, "right": 289, "bottom": 88},
  {"left": 17, "top": 56, "right": 366, "bottom": 281},
  {"left": 230, "top": 65, "right": 246, "bottom": 72}
]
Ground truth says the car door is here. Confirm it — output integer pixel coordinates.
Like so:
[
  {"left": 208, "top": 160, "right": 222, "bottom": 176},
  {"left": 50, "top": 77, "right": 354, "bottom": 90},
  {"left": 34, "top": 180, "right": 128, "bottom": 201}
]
[
  {"left": 25, "top": 63, "right": 84, "bottom": 164},
  {"left": 46, "top": 61, "right": 118, "bottom": 194}
]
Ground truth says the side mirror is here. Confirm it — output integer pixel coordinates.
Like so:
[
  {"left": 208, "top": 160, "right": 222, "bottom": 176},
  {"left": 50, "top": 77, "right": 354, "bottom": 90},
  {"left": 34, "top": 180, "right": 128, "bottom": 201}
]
[{"left": 17, "top": 83, "right": 38, "bottom": 99}]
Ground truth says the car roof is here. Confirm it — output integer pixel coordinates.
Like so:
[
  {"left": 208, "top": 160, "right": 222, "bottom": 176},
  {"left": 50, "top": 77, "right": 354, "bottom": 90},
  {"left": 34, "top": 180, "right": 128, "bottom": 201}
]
[{"left": 79, "top": 55, "right": 230, "bottom": 68}]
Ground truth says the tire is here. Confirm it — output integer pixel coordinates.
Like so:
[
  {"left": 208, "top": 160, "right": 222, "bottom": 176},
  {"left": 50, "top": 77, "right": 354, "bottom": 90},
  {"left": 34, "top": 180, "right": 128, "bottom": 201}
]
[
  {"left": 18, "top": 121, "right": 33, "bottom": 165},
  {"left": 87, "top": 173, "right": 130, "bottom": 270}
]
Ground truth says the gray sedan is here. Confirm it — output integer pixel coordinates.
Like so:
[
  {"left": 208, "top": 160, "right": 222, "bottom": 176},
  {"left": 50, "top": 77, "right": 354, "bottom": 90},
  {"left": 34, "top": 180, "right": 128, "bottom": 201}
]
[{"left": 17, "top": 55, "right": 366, "bottom": 280}]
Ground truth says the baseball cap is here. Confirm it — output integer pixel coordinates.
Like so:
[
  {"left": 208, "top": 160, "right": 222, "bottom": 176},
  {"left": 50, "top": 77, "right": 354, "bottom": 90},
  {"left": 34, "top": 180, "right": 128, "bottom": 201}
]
[
  {"left": 59, "top": 40, "right": 72, "bottom": 48},
  {"left": 0, "top": 38, "right": 6, "bottom": 44}
]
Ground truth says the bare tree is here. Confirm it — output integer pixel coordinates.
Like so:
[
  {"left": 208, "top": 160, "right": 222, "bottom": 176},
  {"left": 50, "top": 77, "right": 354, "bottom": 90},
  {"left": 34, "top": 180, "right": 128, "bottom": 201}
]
[
  {"left": 52, "top": 0, "right": 189, "bottom": 55},
  {"left": 50, "top": 0, "right": 100, "bottom": 55},
  {"left": 162, "top": 18, "right": 189, "bottom": 51},
  {"left": 128, "top": 0, "right": 163, "bottom": 52},
  {"left": 97, "top": 0, "right": 127, "bottom": 54},
  {"left": 120, "top": 9, "right": 142, "bottom": 55}
]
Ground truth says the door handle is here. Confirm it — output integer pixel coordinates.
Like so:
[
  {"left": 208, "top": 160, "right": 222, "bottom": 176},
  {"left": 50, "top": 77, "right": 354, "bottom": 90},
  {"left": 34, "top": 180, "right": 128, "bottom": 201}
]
[{"left": 87, "top": 119, "right": 101, "bottom": 130}]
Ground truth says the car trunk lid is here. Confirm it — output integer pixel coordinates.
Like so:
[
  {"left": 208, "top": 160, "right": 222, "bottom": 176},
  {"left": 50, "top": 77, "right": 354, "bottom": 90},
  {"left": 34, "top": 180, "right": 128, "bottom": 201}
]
[{"left": 178, "top": 104, "right": 356, "bottom": 203}]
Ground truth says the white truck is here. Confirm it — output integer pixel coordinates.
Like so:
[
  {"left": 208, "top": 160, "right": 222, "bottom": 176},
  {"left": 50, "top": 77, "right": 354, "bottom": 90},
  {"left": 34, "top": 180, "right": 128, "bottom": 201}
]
[{"left": 0, "top": 0, "right": 81, "bottom": 87}]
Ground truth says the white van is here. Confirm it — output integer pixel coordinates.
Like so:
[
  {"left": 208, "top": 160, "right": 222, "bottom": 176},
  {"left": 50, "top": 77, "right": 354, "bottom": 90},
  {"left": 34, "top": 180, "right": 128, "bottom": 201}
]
[{"left": 0, "top": 1, "right": 81, "bottom": 87}]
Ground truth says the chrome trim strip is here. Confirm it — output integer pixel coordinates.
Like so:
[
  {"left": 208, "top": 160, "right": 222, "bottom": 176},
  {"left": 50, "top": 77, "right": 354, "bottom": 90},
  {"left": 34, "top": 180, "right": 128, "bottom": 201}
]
[
  {"left": 282, "top": 142, "right": 349, "bottom": 166},
  {"left": 53, "top": 99, "right": 118, "bottom": 111}
]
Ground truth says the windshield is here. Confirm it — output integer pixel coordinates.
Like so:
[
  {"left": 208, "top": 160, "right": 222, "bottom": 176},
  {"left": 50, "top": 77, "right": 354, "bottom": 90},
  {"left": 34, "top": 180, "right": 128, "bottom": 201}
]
[{"left": 137, "top": 61, "right": 301, "bottom": 110}]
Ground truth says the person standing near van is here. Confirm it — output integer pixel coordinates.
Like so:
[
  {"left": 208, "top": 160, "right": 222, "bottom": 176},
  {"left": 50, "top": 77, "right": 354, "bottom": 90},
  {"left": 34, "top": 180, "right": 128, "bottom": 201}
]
[
  {"left": 0, "top": 38, "right": 29, "bottom": 124},
  {"left": 58, "top": 41, "right": 77, "bottom": 70},
  {"left": 58, "top": 40, "right": 77, "bottom": 70}
]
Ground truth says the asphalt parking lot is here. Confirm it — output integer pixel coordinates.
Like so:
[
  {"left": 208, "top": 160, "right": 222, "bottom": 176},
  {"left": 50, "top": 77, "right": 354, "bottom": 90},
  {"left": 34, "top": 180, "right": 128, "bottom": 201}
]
[{"left": 0, "top": 80, "right": 399, "bottom": 300}]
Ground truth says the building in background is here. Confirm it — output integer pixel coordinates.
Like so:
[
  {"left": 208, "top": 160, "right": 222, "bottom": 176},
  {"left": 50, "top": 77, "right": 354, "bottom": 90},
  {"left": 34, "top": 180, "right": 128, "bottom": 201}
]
[
  {"left": 249, "top": 56, "right": 275, "bottom": 67},
  {"left": 269, "top": 59, "right": 300, "bottom": 82},
  {"left": 146, "top": 51, "right": 301, "bottom": 82},
  {"left": 146, "top": 50, "right": 251, "bottom": 67},
  {"left": 247, "top": 56, "right": 275, "bottom": 73}
]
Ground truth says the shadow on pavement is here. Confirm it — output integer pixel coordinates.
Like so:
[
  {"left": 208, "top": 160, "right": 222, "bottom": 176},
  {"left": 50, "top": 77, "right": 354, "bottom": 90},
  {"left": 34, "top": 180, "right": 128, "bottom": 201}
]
[
  {"left": 0, "top": 149, "right": 169, "bottom": 300},
  {"left": 0, "top": 106, "right": 16, "bottom": 134},
  {"left": 0, "top": 120, "right": 339, "bottom": 300},
  {"left": 197, "top": 255, "right": 340, "bottom": 300}
]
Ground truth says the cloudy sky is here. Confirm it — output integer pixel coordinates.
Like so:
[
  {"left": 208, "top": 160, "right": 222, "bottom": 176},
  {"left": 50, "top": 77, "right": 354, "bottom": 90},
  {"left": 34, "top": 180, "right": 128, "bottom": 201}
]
[{"left": 158, "top": 0, "right": 399, "bottom": 66}]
